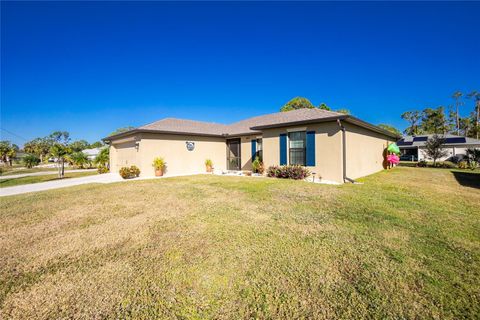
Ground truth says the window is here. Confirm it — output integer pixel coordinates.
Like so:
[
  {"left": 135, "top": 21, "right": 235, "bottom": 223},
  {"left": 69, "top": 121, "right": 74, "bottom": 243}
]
[
  {"left": 288, "top": 131, "right": 306, "bottom": 165},
  {"left": 256, "top": 139, "right": 263, "bottom": 161}
]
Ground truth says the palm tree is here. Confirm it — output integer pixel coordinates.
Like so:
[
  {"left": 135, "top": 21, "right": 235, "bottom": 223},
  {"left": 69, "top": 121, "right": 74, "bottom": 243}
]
[
  {"left": 94, "top": 148, "right": 110, "bottom": 167},
  {"left": 452, "top": 91, "right": 463, "bottom": 135},
  {"left": 467, "top": 91, "right": 480, "bottom": 139},
  {"left": 50, "top": 143, "right": 71, "bottom": 178}
]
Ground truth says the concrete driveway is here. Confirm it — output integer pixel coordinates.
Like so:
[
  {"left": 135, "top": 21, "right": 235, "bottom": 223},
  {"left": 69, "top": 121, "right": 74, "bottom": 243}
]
[{"left": 0, "top": 173, "right": 123, "bottom": 197}]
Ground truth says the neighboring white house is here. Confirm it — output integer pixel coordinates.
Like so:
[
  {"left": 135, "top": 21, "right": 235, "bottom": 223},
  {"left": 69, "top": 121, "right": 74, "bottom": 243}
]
[
  {"left": 398, "top": 134, "right": 480, "bottom": 161},
  {"left": 82, "top": 148, "right": 102, "bottom": 160}
]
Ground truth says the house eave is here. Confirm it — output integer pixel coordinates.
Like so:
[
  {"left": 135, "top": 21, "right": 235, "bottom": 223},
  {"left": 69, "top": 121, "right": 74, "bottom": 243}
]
[
  {"left": 103, "top": 129, "right": 224, "bottom": 142},
  {"left": 249, "top": 115, "right": 349, "bottom": 130}
]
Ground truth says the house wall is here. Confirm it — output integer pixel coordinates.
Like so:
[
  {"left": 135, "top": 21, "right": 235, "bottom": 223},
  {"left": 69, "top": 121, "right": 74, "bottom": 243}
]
[
  {"left": 343, "top": 122, "right": 394, "bottom": 180},
  {"left": 237, "top": 135, "right": 259, "bottom": 171},
  {"left": 137, "top": 133, "right": 227, "bottom": 176},
  {"left": 262, "top": 121, "right": 344, "bottom": 183},
  {"left": 110, "top": 136, "right": 139, "bottom": 172},
  {"left": 108, "top": 121, "right": 395, "bottom": 182},
  {"left": 418, "top": 145, "right": 479, "bottom": 161}
]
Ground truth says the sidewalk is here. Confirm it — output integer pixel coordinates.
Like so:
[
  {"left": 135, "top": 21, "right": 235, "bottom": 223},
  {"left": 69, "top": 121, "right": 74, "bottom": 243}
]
[
  {"left": 0, "top": 169, "right": 97, "bottom": 180},
  {"left": 0, "top": 173, "right": 123, "bottom": 197}
]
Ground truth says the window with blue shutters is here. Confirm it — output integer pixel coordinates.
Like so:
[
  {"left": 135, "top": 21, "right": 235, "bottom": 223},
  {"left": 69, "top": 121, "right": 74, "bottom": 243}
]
[{"left": 288, "top": 131, "right": 306, "bottom": 166}]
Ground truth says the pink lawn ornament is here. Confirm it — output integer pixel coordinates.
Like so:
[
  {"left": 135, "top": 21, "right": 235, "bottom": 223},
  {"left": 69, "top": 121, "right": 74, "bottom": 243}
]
[{"left": 387, "top": 154, "right": 400, "bottom": 165}]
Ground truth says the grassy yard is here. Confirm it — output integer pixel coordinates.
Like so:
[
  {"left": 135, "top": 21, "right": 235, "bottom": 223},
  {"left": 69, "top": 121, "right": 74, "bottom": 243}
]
[
  {"left": 0, "top": 166, "right": 76, "bottom": 176},
  {"left": 0, "top": 167, "right": 479, "bottom": 319},
  {"left": 0, "top": 171, "right": 98, "bottom": 188}
]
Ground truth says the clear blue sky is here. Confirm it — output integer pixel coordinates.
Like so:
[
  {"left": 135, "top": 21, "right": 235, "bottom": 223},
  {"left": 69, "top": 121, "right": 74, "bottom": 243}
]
[{"left": 1, "top": 1, "right": 479, "bottom": 146}]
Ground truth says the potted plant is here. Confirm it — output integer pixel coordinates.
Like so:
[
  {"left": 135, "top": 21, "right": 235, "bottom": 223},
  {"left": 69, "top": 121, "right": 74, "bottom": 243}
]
[
  {"left": 205, "top": 159, "right": 213, "bottom": 173},
  {"left": 252, "top": 156, "right": 264, "bottom": 175},
  {"left": 152, "top": 157, "right": 166, "bottom": 176}
]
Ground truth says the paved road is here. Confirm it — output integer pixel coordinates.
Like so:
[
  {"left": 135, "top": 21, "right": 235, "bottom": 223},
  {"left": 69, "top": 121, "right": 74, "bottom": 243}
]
[
  {"left": 0, "top": 173, "right": 123, "bottom": 197},
  {"left": 0, "top": 169, "right": 97, "bottom": 180}
]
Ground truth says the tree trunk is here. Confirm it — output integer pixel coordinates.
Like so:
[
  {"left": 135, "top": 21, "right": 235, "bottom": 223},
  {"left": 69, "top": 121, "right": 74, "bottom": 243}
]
[
  {"left": 456, "top": 105, "right": 460, "bottom": 135},
  {"left": 477, "top": 101, "right": 479, "bottom": 140},
  {"left": 61, "top": 159, "right": 65, "bottom": 178}
]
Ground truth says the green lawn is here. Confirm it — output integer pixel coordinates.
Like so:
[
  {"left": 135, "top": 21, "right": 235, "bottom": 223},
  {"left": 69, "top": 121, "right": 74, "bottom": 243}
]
[
  {"left": 0, "top": 171, "right": 98, "bottom": 188},
  {"left": 0, "top": 167, "right": 479, "bottom": 319}
]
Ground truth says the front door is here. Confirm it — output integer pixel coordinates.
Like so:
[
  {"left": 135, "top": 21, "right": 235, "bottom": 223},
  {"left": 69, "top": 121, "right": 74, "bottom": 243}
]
[{"left": 227, "top": 139, "right": 241, "bottom": 170}]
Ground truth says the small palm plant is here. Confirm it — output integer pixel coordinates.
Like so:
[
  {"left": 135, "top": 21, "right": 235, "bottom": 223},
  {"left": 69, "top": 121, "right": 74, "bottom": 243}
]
[
  {"left": 152, "top": 157, "right": 166, "bottom": 176},
  {"left": 205, "top": 159, "right": 213, "bottom": 173},
  {"left": 70, "top": 151, "right": 89, "bottom": 169}
]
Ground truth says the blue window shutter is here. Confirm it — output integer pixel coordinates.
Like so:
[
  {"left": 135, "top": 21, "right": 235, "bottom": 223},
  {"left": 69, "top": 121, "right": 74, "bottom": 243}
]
[
  {"left": 251, "top": 139, "right": 256, "bottom": 160},
  {"left": 306, "top": 131, "right": 316, "bottom": 166},
  {"left": 280, "top": 134, "right": 287, "bottom": 165}
]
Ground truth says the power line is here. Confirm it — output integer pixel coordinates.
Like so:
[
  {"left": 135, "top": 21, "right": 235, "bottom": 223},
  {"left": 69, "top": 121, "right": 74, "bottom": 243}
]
[{"left": 0, "top": 128, "right": 29, "bottom": 141}]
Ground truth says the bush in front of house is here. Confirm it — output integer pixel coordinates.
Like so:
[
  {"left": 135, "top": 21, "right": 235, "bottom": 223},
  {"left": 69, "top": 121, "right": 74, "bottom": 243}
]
[
  {"left": 434, "top": 161, "right": 456, "bottom": 169},
  {"left": 266, "top": 165, "right": 311, "bottom": 180},
  {"left": 416, "top": 160, "right": 428, "bottom": 167},
  {"left": 458, "top": 161, "right": 469, "bottom": 169},
  {"left": 97, "top": 164, "right": 109, "bottom": 174},
  {"left": 119, "top": 165, "right": 141, "bottom": 179},
  {"left": 22, "top": 154, "right": 41, "bottom": 168}
]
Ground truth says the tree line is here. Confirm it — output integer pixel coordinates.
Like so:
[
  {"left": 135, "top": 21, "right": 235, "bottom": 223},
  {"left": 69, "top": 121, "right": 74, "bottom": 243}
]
[
  {"left": 401, "top": 90, "right": 480, "bottom": 138},
  {"left": 0, "top": 131, "right": 108, "bottom": 178},
  {"left": 279, "top": 93, "right": 480, "bottom": 138}
]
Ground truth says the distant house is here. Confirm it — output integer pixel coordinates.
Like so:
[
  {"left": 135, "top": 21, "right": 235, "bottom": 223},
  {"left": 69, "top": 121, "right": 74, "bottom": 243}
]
[
  {"left": 397, "top": 134, "right": 480, "bottom": 161},
  {"left": 82, "top": 148, "right": 102, "bottom": 160},
  {"left": 103, "top": 109, "right": 398, "bottom": 183}
]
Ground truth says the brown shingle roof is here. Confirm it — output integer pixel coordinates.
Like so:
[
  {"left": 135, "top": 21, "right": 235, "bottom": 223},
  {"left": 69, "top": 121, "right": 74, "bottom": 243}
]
[
  {"left": 228, "top": 108, "right": 345, "bottom": 135},
  {"left": 139, "top": 118, "right": 228, "bottom": 136},
  {"left": 104, "top": 108, "right": 397, "bottom": 141}
]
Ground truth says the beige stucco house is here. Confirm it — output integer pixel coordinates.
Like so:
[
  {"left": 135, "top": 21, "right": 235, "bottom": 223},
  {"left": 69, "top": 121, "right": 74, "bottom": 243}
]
[{"left": 104, "top": 109, "right": 398, "bottom": 183}]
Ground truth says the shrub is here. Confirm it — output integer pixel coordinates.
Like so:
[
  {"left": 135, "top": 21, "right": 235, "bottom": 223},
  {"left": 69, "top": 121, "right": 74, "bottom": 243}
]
[
  {"left": 266, "top": 165, "right": 310, "bottom": 180},
  {"left": 97, "top": 164, "right": 109, "bottom": 174},
  {"left": 252, "top": 156, "right": 264, "bottom": 174},
  {"left": 467, "top": 161, "right": 478, "bottom": 170},
  {"left": 119, "top": 165, "right": 141, "bottom": 179},
  {"left": 152, "top": 157, "right": 166, "bottom": 170},
  {"left": 22, "top": 154, "right": 41, "bottom": 168},
  {"left": 416, "top": 160, "right": 428, "bottom": 167},
  {"left": 130, "top": 165, "right": 140, "bottom": 177},
  {"left": 69, "top": 151, "right": 89, "bottom": 169},
  {"left": 458, "top": 161, "right": 469, "bottom": 169},
  {"left": 434, "top": 161, "right": 456, "bottom": 169}
]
